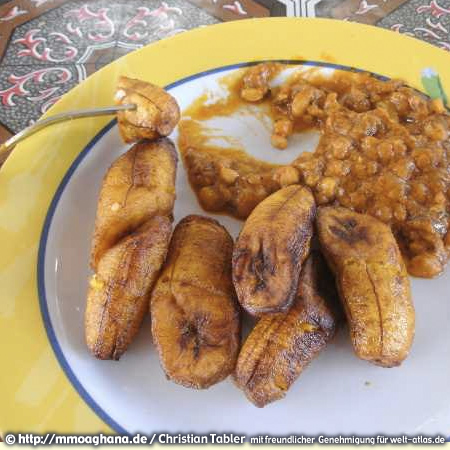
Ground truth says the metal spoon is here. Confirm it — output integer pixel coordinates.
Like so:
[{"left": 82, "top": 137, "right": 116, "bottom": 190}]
[{"left": 0, "top": 103, "right": 136, "bottom": 166}]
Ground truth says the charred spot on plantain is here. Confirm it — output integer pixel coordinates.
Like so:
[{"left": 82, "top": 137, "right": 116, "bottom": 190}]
[
  {"left": 329, "top": 216, "right": 369, "bottom": 244},
  {"left": 341, "top": 218, "right": 357, "bottom": 229},
  {"left": 292, "top": 329, "right": 325, "bottom": 356},
  {"left": 192, "top": 337, "right": 201, "bottom": 359},
  {"left": 253, "top": 276, "right": 266, "bottom": 292},
  {"left": 251, "top": 245, "right": 275, "bottom": 292},
  {"left": 179, "top": 321, "right": 196, "bottom": 348},
  {"left": 179, "top": 324, "right": 201, "bottom": 360},
  {"left": 178, "top": 315, "right": 210, "bottom": 360}
]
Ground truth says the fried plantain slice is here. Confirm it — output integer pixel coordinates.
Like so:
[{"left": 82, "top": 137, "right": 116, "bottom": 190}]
[
  {"left": 85, "top": 216, "right": 172, "bottom": 360},
  {"left": 115, "top": 76, "right": 180, "bottom": 143},
  {"left": 317, "top": 206, "right": 415, "bottom": 367},
  {"left": 151, "top": 215, "right": 240, "bottom": 389},
  {"left": 235, "top": 252, "right": 339, "bottom": 407},
  {"left": 232, "top": 185, "right": 316, "bottom": 315},
  {"left": 90, "top": 138, "right": 177, "bottom": 270}
]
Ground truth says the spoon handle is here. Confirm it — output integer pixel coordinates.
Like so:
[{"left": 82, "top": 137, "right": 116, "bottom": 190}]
[{"left": 0, "top": 103, "right": 136, "bottom": 166}]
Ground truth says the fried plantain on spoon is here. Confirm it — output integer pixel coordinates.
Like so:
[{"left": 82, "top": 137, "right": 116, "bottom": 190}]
[
  {"left": 232, "top": 185, "right": 316, "bottom": 316},
  {"left": 235, "top": 251, "right": 339, "bottom": 407},
  {"left": 317, "top": 206, "right": 415, "bottom": 367},
  {"left": 115, "top": 76, "right": 180, "bottom": 143}
]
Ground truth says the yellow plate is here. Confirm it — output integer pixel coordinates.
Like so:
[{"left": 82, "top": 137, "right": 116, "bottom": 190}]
[{"left": 1, "top": 18, "right": 450, "bottom": 435}]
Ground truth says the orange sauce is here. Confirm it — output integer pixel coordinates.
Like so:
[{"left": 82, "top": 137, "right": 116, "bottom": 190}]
[
  {"left": 178, "top": 63, "right": 450, "bottom": 277},
  {"left": 178, "top": 119, "right": 276, "bottom": 171}
]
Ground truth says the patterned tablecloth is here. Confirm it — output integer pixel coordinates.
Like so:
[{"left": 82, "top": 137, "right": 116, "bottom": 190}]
[{"left": 0, "top": 0, "right": 449, "bottom": 143}]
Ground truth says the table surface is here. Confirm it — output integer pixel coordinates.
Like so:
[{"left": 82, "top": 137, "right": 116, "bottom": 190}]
[{"left": 0, "top": 0, "right": 449, "bottom": 143}]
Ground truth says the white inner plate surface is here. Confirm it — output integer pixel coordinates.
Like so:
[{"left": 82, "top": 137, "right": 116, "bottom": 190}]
[{"left": 43, "top": 65, "right": 450, "bottom": 435}]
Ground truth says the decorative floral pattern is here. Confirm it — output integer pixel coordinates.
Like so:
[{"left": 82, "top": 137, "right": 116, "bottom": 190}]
[
  {"left": 14, "top": 29, "right": 78, "bottom": 62},
  {"left": 0, "top": 67, "right": 71, "bottom": 115},
  {"left": 355, "top": 0, "right": 378, "bottom": 15},
  {"left": 30, "top": 0, "right": 55, "bottom": 6},
  {"left": 223, "top": 1, "right": 248, "bottom": 15},
  {"left": 64, "top": 5, "right": 115, "bottom": 42},
  {"left": 378, "top": 0, "right": 450, "bottom": 52},
  {"left": 0, "top": 0, "right": 449, "bottom": 141},
  {"left": 0, "top": 5, "right": 28, "bottom": 21},
  {"left": 0, "top": 65, "right": 78, "bottom": 132},
  {"left": 417, "top": 0, "right": 450, "bottom": 18},
  {"left": 122, "top": 4, "right": 184, "bottom": 41}
]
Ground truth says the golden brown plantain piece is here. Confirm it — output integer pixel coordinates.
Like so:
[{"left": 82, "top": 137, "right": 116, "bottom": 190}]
[
  {"left": 115, "top": 76, "right": 180, "bottom": 143},
  {"left": 232, "top": 185, "right": 316, "bottom": 316},
  {"left": 235, "top": 252, "right": 339, "bottom": 408},
  {"left": 90, "top": 138, "right": 177, "bottom": 270},
  {"left": 151, "top": 215, "right": 240, "bottom": 389},
  {"left": 317, "top": 206, "right": 415, "bottom": 368},
  {"left": 85, "top": 216, "right": 172, "bottom": 360}
]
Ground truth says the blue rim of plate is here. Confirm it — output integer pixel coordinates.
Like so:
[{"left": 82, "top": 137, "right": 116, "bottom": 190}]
[{"left": 37, "top": 59, "right": 447, "bottom": 438}]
